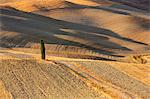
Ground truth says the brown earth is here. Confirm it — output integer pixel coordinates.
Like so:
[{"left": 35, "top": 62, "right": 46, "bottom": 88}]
[
  {"left": 0, "top": 49, "right": 150, "bottom": 99},
  {"left": 0, "top": 0, "right": 150, "bottom": 98}
]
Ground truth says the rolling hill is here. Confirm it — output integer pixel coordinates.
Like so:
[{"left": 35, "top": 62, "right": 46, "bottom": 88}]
[
  {"left": 1, "top": 2, "right": 150, "bottom": 57},
  {"left": 0, "top": 0, "right": 150, "bottom": 98}
]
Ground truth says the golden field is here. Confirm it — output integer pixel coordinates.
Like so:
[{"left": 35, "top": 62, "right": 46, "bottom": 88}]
[{"left": 0, "top": 0, "right": 150, "bottom": 98}]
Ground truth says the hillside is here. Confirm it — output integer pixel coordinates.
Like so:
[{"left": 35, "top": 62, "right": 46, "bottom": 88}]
[
  {"left": 1, "top": 5, "right": 150, "bottom": 58},
  {"left": 0, "top": 0, "right": 68, "bottom": 12},
  {"left": 0, "top": 49, "right": 150, "bottom": 98},
  {"left": 0, "top": 0, "right": 150, "bottom": 98}
]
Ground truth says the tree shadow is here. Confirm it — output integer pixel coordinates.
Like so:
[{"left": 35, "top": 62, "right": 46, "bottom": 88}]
[{"left": 1, "top": 7, "right": 147, "bottom": 56}]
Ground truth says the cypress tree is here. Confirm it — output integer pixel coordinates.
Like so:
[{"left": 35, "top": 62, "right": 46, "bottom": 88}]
[{"left": 40, "top": 40, "right": 45, "bottom": 60}]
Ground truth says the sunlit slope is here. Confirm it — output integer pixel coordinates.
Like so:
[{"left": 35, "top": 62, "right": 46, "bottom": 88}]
[
  {"left": 0, "top": 59, "right": 109, "bottom": 99},
  {"left": 0, "top": 1, "right": 150, "bottom": 99},
  {"left": 0, "top": 0, "right": 114, "bottom": 9},
  {"left": 66, "top": 0, "right": 114, "bottom": 6},
  {"left": 62, "top": 60, "right": 149, "bottom": 98},
  {"left": 0, "top": 49, "right": 149, "bottom": 99},
  {"left": 0, "top": 0, "right": 71, "bottom": 12}
]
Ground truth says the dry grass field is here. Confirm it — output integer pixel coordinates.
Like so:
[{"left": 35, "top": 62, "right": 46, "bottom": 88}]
[
  {"left": 0, "top": 0, "right": 150, "bottom": 98},
  {"left": 0, "top": 49, "right": 150, "bottom": 99}
]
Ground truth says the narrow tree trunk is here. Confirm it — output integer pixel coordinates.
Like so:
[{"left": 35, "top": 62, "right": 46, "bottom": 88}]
[{"left": 40, "top": 40, "right": 45, "bottom": 60}]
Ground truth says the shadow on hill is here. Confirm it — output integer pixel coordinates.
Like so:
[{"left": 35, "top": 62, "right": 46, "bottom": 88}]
[
  {"left": 35, "top": 3, "right": 131, "bottom": 16},
  {"left": 109, "top": 0, "right": 150, "bottom": 11},
  {"left": 132, "top": 16, "right": 150, "bottom": 30},
  {"left": 36, "top": 0, "right": 129, "bottom": 15},
  {"left": 1, "top": 7, "right": 147, "bottom": 56}
]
